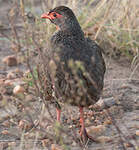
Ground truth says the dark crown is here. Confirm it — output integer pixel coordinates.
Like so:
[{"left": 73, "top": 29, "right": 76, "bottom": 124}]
[{"left": 50, "top": 6, "right": 75, "bottom": 18}]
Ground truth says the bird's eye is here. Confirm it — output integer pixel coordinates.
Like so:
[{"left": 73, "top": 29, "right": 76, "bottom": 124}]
[{"left": 53, "top": 13, "right": 57, "bottom": 17}]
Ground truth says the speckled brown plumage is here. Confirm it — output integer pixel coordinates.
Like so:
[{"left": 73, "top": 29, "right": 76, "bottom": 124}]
[
  {"left": 41, "top": 6, "right": 106, "bottom": 143},
  {"left": 49, "top": 6, "right": 106, "bottom": 107}
]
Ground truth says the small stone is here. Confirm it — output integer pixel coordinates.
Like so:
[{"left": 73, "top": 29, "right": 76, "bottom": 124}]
[
  {"left": 69, "top": 125, "right": 73, "bottom": 129},
  {"left": 13, "top": 85, "right": 25, "bottom": 94},
  {"left": 1, "top": 130, "right": 10, "bottom": 135},
  {"left": 103, "top": 97, "right": 115, "bottom": 107},
  {"left": 96, "top": 97, "right": 115, "bottom": 109},
  {"left": 3, "top": 55, "right": 17, "bottom": 66},
  {"left": 136, "top": 130, "right": 139, "bottom": 136},
  {"left": 41, "top": 139, "right": 50, "bottom": 147},
  {"left": 7, "top": 72, "right": 16, "bottom": 79},
  {"left": 51, "top": 144, "right": 63, "bottom": 150},
  {"left": 104, "top": 119, "right": 112, "bottom": 125},
  {"left": 120, "top": 83, "right": 131, "bottom": 89},
  {"left": 4, "top": 80, "right": 13, "bottom": 86},
  {"left": 124, "top": 142, "right": 133, "bottom": 148},
  {"left": 8, "top": 142, "right": 16, "bottom": 147},
  {"left": 87, "top": 125, "right": 106, "bottom": 135},
  {"left": 25, "top": 95, "right": 33, "bottom": 101},
  {"left": 97, "top": 136, "right": 112, "bottom": 143},
  {"left": 14, "top": 68, "right": 21, "bottom": 73},
  {"left": 18, "top": 120, "right": 32, "bottom": 131}
]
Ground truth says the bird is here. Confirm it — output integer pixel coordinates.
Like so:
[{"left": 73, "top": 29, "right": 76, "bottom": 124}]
[{"left": 41, "top": 6, "right": 106, "bottom": 143}]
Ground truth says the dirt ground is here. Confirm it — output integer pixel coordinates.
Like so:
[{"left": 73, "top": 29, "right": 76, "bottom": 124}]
[{"left": 0, "top": 1, "right": 139, "bottom": 150}]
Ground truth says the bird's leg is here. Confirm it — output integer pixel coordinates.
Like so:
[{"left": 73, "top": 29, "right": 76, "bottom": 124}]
[
  {"left": 56, "top": 108, "right": 61, "bottom": 122},
  {"left": 54, "top": 101, "right": 61, "bottom": 122},
  {"left": 79, "top": 107, "right": 98, "bottom": 143}
]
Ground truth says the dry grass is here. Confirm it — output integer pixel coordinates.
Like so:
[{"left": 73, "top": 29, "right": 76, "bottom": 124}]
[{"left": 6, "top": 0, "right": 139, "bottom": 67}]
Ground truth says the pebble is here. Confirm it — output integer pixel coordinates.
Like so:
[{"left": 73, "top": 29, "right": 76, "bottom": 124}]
[
  {"left": 104, "top": 119, "right": 112, "bottom": 125},
  {"left": 51, "top": 144, "right": 63, "bottom": 150},
  {"left": 124, "top": 142, "right": 134, "bottom": 148},
  {"left": 8, "top": 142, "right": 16, "bottom": 147},
  {"left": 2, "top": 55, "right": 17, "bottom": 66},
  {"left": 7, "top": 72, "right": 16, "bottom": 79},
  {"left": 18, "top": 120, "right": 32, "bottom": 131},
  {"left": 97, "top": 136, "right": 112, "bottom": 143},
  {"left": 136, "top": 130, "right": 139, "bottom": 136},
  {"left": 4, "top": 80, "right": 13, "bottom": 86},
  {"left": 87, "top": 125, "right": 106, "bottom": 135},
  {"left": 13, "top": 85, "right": 25, "bottom": 94},
  {"left": 1, "top": 130, "right": 10, "bottom": 135},
  {"left": 96, "top": 97, "right": 115, "bottom": 109},
  {"left": 41, "top": 139, "right": 51, "bottom": 147},
  {"left": 25, "top": 94, "right": 33, "bottom": 101},
  {"left": 120, "top": 83, "right": 131, "bottom": 89}
]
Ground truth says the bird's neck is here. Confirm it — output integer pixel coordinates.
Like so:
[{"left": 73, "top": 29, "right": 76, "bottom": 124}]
[
  {"left": 51, "top": 20, "right": 85, "bottom": 45},
  {"left": 58, "top": 27, "right": 84, "bottom": 40},
  {"left": 58, "top": 18, "right": 84, "bottom": 39}
]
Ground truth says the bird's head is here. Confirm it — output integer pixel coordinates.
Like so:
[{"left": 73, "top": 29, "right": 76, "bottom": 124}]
[{"left": 41, "top": 6, "right": 82, "bottom": 32}]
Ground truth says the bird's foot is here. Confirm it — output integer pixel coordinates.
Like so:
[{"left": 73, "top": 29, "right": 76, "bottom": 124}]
[{"left": 79, "top": 128, "right": 98, "bottom": 144}]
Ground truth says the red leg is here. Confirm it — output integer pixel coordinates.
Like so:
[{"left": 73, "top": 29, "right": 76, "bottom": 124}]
[
  {"left": 56, "top": 108, "right": 61, "bottom": 122},
  {"left": 79, "top": 107, "right": 98, "bottom": 143},
  {"left": 79, "top": 107, "right": 85, "bottom": 136}
]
